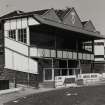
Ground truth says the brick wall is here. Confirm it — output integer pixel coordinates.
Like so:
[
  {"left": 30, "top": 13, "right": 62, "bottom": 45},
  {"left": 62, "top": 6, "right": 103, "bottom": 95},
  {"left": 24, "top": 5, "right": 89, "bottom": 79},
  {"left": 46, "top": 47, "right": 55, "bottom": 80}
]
[{"left": 0, "top": 69, "right": 39, "bottom": 88}]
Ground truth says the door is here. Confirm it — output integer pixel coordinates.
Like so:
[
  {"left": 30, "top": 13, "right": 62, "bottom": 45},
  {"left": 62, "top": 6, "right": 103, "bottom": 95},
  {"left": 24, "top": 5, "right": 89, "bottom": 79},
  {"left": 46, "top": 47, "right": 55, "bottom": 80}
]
[{"left": 44, "top": 69, "right": 52, "bottom": 81}]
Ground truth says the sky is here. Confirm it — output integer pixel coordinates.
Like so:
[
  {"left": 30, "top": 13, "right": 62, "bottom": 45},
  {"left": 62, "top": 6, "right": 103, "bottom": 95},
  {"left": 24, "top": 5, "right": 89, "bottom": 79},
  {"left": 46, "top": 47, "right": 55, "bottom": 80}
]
[{"left": 0, "top": 0, "right": 105, "bottom": 35}]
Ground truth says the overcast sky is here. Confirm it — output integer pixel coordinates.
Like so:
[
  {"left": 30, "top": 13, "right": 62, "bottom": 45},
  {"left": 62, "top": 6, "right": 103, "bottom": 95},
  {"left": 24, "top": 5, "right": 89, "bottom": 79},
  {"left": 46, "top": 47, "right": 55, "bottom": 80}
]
[{"left": 0, "top": 0, "right": 105, "bottom": 35}]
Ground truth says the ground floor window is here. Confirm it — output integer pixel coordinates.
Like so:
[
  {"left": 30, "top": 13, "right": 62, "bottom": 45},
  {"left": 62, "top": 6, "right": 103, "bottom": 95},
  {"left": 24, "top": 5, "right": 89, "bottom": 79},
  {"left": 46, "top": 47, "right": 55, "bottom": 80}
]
[{"left": 45, "top": 69, "right": 52, "bottom": 80}]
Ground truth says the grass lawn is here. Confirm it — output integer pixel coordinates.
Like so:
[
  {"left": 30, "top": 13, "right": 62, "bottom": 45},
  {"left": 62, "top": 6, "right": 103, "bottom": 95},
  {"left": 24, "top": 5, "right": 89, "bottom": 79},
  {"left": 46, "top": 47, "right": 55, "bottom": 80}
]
[{"left": 4, "top": 85, "right": 105, "bottom": 105}]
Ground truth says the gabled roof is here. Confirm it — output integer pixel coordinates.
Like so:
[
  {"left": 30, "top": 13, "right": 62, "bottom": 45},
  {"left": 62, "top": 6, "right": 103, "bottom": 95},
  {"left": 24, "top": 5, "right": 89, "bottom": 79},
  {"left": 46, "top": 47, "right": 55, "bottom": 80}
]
[
  {"left": 41, "top": 8, "right": 61, "bottom": 22},
  {"left": 82, "top": 20, "right": 96, "bottom": 32},
  {"left": 0, "top": 8, "right": 105, "bottom": 39},
  {"left": 0, "top": 9, "right": 49, "bottom": 19},
  {"left": 22, "top": 9, "right": 49, "bottom": 16},
  {"left": 62, "top": 7, "right": 83, "bottom": 28},
  {"left": 82, "top": 21, "right": 88, "bottom": 25},
  {"left": 0, "top": 10, "right": 24, "bottom": 19},
  {"left": 33, "top": 14, "right": 105, "bottom": 39},
  {"left": 55, "top": 8, "right": 71, "bottom": 20}
]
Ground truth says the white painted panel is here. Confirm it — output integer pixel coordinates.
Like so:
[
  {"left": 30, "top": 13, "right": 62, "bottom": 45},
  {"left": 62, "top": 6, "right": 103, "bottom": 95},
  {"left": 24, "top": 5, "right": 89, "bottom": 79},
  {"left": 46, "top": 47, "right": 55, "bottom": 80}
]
[
  {"left": 28, "top": 17, "right": 40, "bottom": 25},
  {"left": 95, "top": 40, "right": 104, "bottom": 43},
  {"left": 29, "top": 58, "right": 38, "bottom": 74},
  {"left": 10, "top": 20, "right": 16, "bottom": 29},
  {"left": 37, "top": 48, "right": 44, "bottom": 57},
  {"left": 94, "top": 46, "right": 104, "bottom": 55},
  {"left": 95, "top": 58, "right": 104, "bottom": 61},
  {"left": 57, "top": 50, "right": 62, "bottom": 58},
  {"left": 30, "top": 47, "right": 38, "bottom": 57},
  {"left": 5, "top": 48, "right": 13, "bottom": 69},
  {"left": 68, "top": 51, "right": 72, "bottom": 59},
  {"left": 5, "top": 37, "right": 28, "bottom": 56},
  {"left": 87, "top": 54, "right": 90, "bottom": 60},
  {"left": 78, "top": 53, "right": 82, "bottom": 60},
  {"left": 4, "top": 20, "right": 10, "bottom": 30},
  {"left": 91, "top": 54, "right": 94, "bottom": 60},
  {"left": 4, "top": 30, "right": 8, "bottom": 37},
  {"left": 17, "top": 18, "right": 22, "bottom": 29},
  {"left": 5, "top": 48, "right": 38, "bottom": 74},
  {"left": 51, "top": 50, "right": 56, "bottom": 57},
  {"left": 27, "top": 27, "right": 30, "bottom": 45},
  {"left": 14, "top": 52, "right": 28, "bottom": 71},
  {"left": 63, "top": 51, "right": 67, "bottom": 58},
  {"left": 44, "top": 49, "right": 50, "bottom": 57},
  {"left": 22, "top": 18, "right": 28, "bottom": 28},
  {"left": 73, "top": 52, "right": 77, "bottom": 59},
  {"left": 83, "top": 53, "right": 87, "bottom": 60}
]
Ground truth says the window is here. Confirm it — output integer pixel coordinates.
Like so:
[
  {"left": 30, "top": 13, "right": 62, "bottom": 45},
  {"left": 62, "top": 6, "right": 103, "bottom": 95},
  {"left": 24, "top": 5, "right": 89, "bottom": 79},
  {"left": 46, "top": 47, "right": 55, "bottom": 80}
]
[
  {"left": 18, "top": 28, "right": 27, "bottom": 43},
  {"left": 82, "top": 41, "right": 92, "bottom": 52},
  {"left": 8, "top": 30, "right": 16, "bottom": 40}
]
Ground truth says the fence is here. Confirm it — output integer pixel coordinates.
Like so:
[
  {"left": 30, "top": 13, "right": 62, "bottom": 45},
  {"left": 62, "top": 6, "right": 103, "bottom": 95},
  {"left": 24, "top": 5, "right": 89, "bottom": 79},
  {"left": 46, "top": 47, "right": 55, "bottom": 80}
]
[
  {"left": 55, "top": 75, "right": 77, "bottom": 88},
  {"left": 55, "top": 73, "right": 105, "bottom": 88}
]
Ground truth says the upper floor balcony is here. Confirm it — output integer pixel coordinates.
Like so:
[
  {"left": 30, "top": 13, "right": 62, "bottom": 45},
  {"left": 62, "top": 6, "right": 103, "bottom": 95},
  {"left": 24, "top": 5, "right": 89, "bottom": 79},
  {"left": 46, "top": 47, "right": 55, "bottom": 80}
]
[{"left": 29, "top": 46, "right": 94, "bottom": 61}]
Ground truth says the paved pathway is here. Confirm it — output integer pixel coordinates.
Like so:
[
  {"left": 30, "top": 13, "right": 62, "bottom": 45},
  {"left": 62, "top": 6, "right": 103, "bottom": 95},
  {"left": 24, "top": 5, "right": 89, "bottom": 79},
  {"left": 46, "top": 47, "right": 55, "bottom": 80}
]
[{"left": 0, "top": 87, "right": 55, "bottom": 105}]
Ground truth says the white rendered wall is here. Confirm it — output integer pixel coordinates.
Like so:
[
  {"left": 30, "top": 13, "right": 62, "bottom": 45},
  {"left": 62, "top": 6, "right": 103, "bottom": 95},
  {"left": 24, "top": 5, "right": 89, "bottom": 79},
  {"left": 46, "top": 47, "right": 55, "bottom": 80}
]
[
  {"left": 4, "top": 17, "right": 40, "bottom": 74},
  {"left": 94, "top": 40, "right": 105, "bottom": 61},
  {"left": 5, "top": 37, "right": 28, "bottom": 56},
  {"left": 94, "top": 46, "right": 104, "bottom": 55},
  {"left": 5, "top": 48, "right": 38, "bottom": 74},
  {"left": 4, "top": 17, "right": 40, "bottom": 45},
  {"left": 4, "top": 17, "right": 40, "bottom": 30}
]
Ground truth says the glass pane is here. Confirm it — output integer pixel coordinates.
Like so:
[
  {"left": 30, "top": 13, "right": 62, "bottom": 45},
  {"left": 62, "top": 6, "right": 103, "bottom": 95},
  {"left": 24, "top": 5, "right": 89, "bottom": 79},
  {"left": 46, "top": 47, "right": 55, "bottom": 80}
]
[
  {"left": 69, "top": 69, "right": 73, "bottom": 75},
  {"left": 45, "top": 69, "right": 52, "bottom": 80},
  {"left": 54, "top": 69, "right": 60, "bottom": 76},
  {"left": 62, "top": 69, "right": 67, "bottom": 76}
]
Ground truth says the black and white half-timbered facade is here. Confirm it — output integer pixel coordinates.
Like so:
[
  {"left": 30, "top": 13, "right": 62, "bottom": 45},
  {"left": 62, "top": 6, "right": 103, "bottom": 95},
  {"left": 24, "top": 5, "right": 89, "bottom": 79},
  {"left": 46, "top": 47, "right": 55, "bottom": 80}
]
[{"left": 0, "top": 8, "right": 104, "bottom": 87}]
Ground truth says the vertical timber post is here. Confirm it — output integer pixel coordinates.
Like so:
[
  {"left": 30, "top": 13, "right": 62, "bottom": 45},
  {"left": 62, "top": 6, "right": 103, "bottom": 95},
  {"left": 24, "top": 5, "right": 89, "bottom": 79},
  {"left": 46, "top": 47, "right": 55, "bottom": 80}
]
[
  {"left": 67, "top": 59, "right": 69, "bottom": 76},
  {"left": 27, "top": 46, "right": 30, "bottom": 87},
  {"left": 52, "top": 58, "right": 54, "bottom": 81},
  {"left": 52, "top": 58, "right": 55, "bottom": 88},
  {"left": 91, "top": 40, "right": 94, "bottom": 73}
]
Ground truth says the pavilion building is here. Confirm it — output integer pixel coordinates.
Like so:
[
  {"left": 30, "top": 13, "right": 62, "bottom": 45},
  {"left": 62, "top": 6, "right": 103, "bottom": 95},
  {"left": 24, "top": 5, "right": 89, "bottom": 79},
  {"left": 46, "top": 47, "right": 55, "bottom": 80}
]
[{"left": 0, "top": 7, "right": 104, "bottom": 87}]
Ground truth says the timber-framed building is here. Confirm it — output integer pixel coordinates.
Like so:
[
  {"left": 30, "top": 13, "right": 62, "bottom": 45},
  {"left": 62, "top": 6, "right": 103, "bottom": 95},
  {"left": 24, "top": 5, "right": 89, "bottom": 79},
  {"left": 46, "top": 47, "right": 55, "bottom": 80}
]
[{"left": 0, "top": 8, "right": 104, "bottom": 87}]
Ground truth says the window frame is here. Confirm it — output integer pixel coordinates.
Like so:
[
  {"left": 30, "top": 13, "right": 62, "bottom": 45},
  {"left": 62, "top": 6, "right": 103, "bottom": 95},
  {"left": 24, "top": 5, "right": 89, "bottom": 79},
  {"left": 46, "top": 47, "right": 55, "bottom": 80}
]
[
  {"left": 8, "top": 29, "right": 16, "bottom": 40},
  {"left": 18, "top": 28, "right": 27, "bottom": 44}
]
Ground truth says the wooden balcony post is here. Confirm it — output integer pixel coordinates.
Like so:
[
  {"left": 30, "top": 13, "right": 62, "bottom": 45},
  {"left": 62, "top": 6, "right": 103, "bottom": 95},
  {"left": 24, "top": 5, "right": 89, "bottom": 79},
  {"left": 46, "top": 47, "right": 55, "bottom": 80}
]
[
  {"left": 92, "top": 40, "right": 94, "bottom": 53},
  {"left": 67, "top": 59, "right": 69, "bottom": 76},
  {"left": 52, "top": 58, "right": 54, "bottom": 81}
]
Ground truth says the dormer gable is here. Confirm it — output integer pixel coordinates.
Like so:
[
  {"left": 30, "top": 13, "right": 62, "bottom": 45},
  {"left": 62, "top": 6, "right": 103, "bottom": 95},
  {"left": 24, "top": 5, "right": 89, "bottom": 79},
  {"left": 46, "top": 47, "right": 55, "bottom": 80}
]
[
  {"left": 0, "top": 10, "right": 24, "bottom": 19},
  {"left": 83, "top": 20, "right": 96, "bottom": 32},
  {"left": 62, "top": 7, "right": 82, "bottom": 28},
  {"left": 42, "top": 8, "right": 61, "bottom": 22}
]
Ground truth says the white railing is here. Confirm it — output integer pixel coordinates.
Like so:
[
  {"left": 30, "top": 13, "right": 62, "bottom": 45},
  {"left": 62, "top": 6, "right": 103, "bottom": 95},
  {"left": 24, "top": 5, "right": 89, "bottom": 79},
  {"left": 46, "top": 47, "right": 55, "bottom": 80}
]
[
  {"left": 78, "top": 73, "right": 102, "bottom": 85},
  {"left": 55, "top": 73, "right": 105, "bottom": 88},
  {"left": 55, "top": 75, "right": 77, "bottom": 88},
  {"left": 30, "top": 47, "right": 94, "bottom": 60}
]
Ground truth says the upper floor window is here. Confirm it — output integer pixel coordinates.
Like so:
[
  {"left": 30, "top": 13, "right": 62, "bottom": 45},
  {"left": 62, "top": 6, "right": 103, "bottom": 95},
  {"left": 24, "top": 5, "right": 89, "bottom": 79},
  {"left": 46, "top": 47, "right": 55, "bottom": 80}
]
[
  {"left": 82, "top": 41, "right": 92, "bottom": 52},
  {"left": 18, "top": 28, "right": 27, "bottom": 43},
  {"left": 8, "top": 30, "right": 16, "bottom": 40}
]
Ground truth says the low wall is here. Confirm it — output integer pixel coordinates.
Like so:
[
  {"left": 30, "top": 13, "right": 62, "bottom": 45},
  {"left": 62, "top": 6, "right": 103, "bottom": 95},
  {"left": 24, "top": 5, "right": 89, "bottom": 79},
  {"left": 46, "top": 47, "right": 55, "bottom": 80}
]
[{"left": 0, "top": 69, "right": 39, "bottom": 88}]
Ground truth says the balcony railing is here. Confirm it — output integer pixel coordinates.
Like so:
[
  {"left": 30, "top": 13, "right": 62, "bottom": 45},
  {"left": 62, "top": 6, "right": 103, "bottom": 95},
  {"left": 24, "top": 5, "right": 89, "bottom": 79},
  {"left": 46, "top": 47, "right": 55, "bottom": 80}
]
[{"left": 29, "top": 47, "right": 94, "bottom": 60}]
